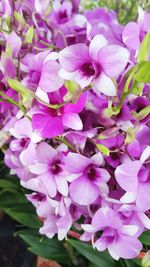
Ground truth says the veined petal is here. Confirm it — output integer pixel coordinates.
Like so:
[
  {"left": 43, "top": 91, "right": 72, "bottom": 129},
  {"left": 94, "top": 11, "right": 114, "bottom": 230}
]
[
  {"left": 59, "top": 44, "right": 89, "bottom": 72},
  {"left": 32, "top": 113, "right": 64, "bottom": 138},
  {"left": 98, "top": 45, "right": 129, "bottom": 77}
]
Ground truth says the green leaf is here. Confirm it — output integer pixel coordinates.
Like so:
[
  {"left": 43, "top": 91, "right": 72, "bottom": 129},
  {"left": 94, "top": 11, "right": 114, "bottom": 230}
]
[
  {"left": 14, "top": 11, "right": 26, "bottom": 29},
  {"left": 138, "top": 32, "right": 150, "bottom": 62},
  {"left": 19, "top": 230, "right": 69, "bottom": 263},
  {"left": 96, "top": 144, "right": 110, "bottom": 156},
  {"left": 65, "top": 80, "right": 79, "bottom": 94},
  {"left": 135, "top": 62, "right": 150, "bottom": 83},
  {"left": 24, "top": 26, "right": 34, "bottom": 44},
  {"left": 140, "top": 231, "right": 150, "bottom": 245},
  {"left": 68, "top": 239, "right": 116, "bottom": 267},
  {"left": 0, "top": 179, "right": 19, "bottom": 190},
  {"left": 125, "top": 127, "right": 135, "bottom": 144},
  {"left": 0, "top": 189, "right": 26, "bottom": 208},
  {"left": 5, "top": 210, "right": 41, "bottom": 228}
]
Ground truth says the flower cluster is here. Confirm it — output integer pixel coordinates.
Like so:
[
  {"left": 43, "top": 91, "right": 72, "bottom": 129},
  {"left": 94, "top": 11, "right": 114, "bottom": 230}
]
[{"left": 0, "top": 0, "right": 150, "bottom": 261}]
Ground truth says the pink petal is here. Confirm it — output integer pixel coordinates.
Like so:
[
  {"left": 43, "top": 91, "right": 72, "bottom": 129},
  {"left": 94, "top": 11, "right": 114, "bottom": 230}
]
[
  {"left": 109, "top": 234, "right": 142, "bottom": 259},
  {"left": 62, "top": 113, "right": 83, "bottom": 130},
  {"left": 89, "top": 35, "right": 107, "bottom": 61},
  {"left": 29, "top": 163, "right": 49, "bottom": 174},
  {"left": 70, "top": 175, "right": 99, "bottom": 205},
  {"left": 75, "top": 69, "right": 94, "bottom": 88},
  {"left": 92, "top": 207, "right": 122, "bottom": 230},
  {"left": 7, "top": 31, "right": 21, "bottom": 58},
  {"left": 36, "top": 142, "right": 57, "bottom": 163},
  {"left": 98, "top": 45, "right": 129, "bottom": 77},
  {"left": 94, "top": 236, "right": 107, "bottom": 251},
  {"left": 59, "top": 44, "right": 89, "bottom": 72},
  {"left": 39, "top": 60, "right": 64, "bottom": 92},
  {"left": 10, "top": 117, "right": 32, "bottom": 138},
  {"left": 55, "top": 175, "right": 68, "bottom": 197},
  {"left": 42, "top": 174, "right": 57, "bottom": 198},
  {"left": 115, "top": 161, "right": 142, "bottom": 192},
  {"left": 122, "top": 22, "right": 140, "bottom": 50},
  {"left": 94, "top": 73, "right": 117, "bottom": 96},
  {"left": 65, "top": 152, "right": 91, "bottom": 173},
  {"left": 136, "top": 182, "right": 150, "bottom": 211}
]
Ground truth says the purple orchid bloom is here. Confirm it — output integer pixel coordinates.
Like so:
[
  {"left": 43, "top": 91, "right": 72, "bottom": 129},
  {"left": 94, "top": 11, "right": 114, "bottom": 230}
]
[
  {"left": 65, "top": 152, "right": 110, "bottom": 205},
  {"left": 82, "top": 206, "right": 142, "bottom": 260},
  {"left": 115, "top": 146, "right": 150, "bottom": 211},
  {"left": 39, "top": 197, "right": 72, "bottom": 241},
  {"left": 32, "top": 92, "right": 86, "bottom": 138},
  {"left": 26, "top": 142, "right": 69, "bottom": 197},
  {"left": 59, "top": 34, "right": 129, "bottom": 96}
]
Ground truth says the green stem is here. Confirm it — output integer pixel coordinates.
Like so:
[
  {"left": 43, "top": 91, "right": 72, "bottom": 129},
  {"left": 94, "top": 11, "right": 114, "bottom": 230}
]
[
  {"left": 0, "top": 91, "right": 26, "bottom": 114},
  {"left": 55, "top": 137, "right": 76, "bottom": 152},
  {"left": 39, "top": 40, "right": 58, "bottom": 50}
]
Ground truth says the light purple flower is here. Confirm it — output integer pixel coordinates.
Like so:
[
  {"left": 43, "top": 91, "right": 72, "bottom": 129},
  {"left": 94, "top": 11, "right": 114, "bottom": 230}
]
[
  {"left": 82, "top": 206, "right": 142, "bottom": 260},
  {"left": 115, "top": 147, "right": 150, "bottom": 211},
  {"left": 59, "top": 35, "right": 129, "bottom": 96},
  {"left": 26, "top": 142, "right": 69, "bottom": 197},
  {"left": 65, "top": 152, "right": 110, "bottom": 205}
]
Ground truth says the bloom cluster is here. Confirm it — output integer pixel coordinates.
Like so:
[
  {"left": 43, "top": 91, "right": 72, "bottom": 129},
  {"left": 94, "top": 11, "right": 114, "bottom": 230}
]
[{"left": 0, "top": 0, "right": 150, "bottom": 261}]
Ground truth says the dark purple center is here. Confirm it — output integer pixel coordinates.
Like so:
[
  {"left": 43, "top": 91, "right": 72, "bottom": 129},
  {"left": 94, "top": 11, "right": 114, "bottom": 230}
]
[
  {"left": 51, "top": 160, "right": 62, "bottom": 175},
  {"left": 29, "top": 70, "right": 41, "bottom": 87},
  {"left": 32, "top": 193, "right": 46, "bottom": 202},
  {"left": 80, "top": 62, "right": 95, "bottom": 77},
  {"left": 20, "top": 137, "right": 30, "bottom": 148},
  {"left": 86, "top": 165, "right": 97, "bottom": 181}
]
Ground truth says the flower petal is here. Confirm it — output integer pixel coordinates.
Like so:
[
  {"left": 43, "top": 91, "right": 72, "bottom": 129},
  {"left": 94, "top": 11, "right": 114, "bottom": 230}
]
[
  {"left": 122, "top": 22, "right": 140, "bottom": 50},
  {"left": 98, "top": 45, "right": 129, "bottom": 77},
  {"left": 65, "top": 153, "right": 91, "bottom": 173},
  {"left": 32, "top": 113, "right": 64, "bottom": 138},
  {"left": 62, "top": 113, "right": 83, "bottom": 130},
  {"left": 94, "top": 73, "right": 117, "bottom": 96},
  {"left": 59, "top": 44, "right": 89, "bottom": 72},
  {"left": 70, "top": 175, "right": 99, "bottom": 205},
  {"left": 89, "top": 35, "right": 107, "bottom": 61}
]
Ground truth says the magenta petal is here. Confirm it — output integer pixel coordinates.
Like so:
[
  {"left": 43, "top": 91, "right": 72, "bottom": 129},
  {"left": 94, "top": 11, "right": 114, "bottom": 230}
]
[
  {"left": 122, "top": 22, "right": 140, "bottom": 50},
  {"left": 59, "top": 44, "right": 89, "bottom": 72},
  {"left": 65, "top": 153, "right": 91, "bottom": 173},
  {"left": 98, "top": 45, "right": 129, "bottom": 77},
  {"left": 32, "top": 113, "right": 64, "bottom": 138},
  {"left": 64, "top": 92, "right": 86, "bottom": 113},
  {"left": 70, "top": 175, "right": 99, "bottom": 205},
  {"left": 62, "top": 113, "right": 83, "bottom": 130}
]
